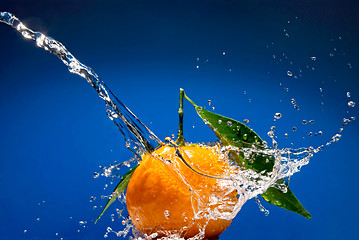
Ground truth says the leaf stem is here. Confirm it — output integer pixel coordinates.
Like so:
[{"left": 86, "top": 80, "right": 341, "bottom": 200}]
[
  {"left": 176, "top": 88, "right": 185, "bottom": 146},
  {"left": 183, "top": 90, "right": 199, "bottom": 108}
]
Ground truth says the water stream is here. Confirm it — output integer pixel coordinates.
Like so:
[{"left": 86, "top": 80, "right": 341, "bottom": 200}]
[
  {"left": 0, "top": 11, "right": 356, "bottom": 240},
  {"left": 0, "top": 11, "right": 161, "bottom": 158}
]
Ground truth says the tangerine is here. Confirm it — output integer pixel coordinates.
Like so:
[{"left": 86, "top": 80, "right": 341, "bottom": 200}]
[{"left": 126, "top": 144, "right": 238, "bottom": 238}]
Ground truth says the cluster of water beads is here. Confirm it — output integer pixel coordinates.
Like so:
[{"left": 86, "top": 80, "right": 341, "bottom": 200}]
[
  {"left": 254, "top": 196, "right": 270, "bottom": 216},
  {"left": 106, "top": 115, "right": 355, "bottom": 239},
  {"left": 207, "top": 99, "right": 215, "bottom": 110},
  {"left": 93, "top": 134, "right": 333, "bottom": 239},
  {"left": 94, "top": 157, "right": 138, "bottom": 180},
  {"left": 302, "top": 120, "right": 314, "bottom": 124},
  {"left": 2, "top": 11, "right": 357, "bottom": 240},
  {"left": 23, "top": 201, "right": 90, "bottom": 239}
]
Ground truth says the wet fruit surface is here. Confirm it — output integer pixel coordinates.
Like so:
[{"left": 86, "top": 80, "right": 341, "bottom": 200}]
[{"left": 126, "top": 144, "right": 238, "bottom": 238}]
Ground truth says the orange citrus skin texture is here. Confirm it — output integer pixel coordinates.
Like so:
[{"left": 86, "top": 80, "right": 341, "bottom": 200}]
[{"left": 126, "top": 144, "right": 238, "bottom": 238}]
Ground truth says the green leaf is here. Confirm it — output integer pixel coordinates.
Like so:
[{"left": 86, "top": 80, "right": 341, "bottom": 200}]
[
  {"left": 95, "top": 165, "right": 138, "bottom": 224},
  {"left": 183, "top": 92, "right": 311, "bottom": 219},
  {"left": 261, "top": 180, "right": 311, "bottom": 219}
]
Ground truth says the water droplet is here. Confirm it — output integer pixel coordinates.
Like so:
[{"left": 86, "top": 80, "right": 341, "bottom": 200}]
[
  {"left": 347, "top": 92, "right": 351, "bottom": 98},
  {"left": 292, "top": 127, "right": 297, "bottom": 132},
  {"left": 308, "top": 132, "right": 313, "bottom": 136},
  {"left": 302, "top": 120, "right": 307, "bottom": 124},
  {"left": 284, "top": 133, "right": 288, "bottom": 138},
  {"left": 218, "top": 120, "right": 222, "bottom": 124},
  {"left": 329, "top": 53, "right": 334, "bottom": 57},
  {"left": 240, "top": 133, "right": 247, "bottom": 141},
  {"left": 243, "top": 91, "right": 246, "bottom": 94},
  {"left": 222, "top": 51, "right": 226, "bottom": 56},
  {"left": 267, "top": 131, "right": 274, "bottom": 137},
  {"left": 227, "top": 121, "right": 233, "bottom": 127},
  {"left": 248, "top": 98, "right": 252, "bottom": 102},
  {"left": 243, "top": 119, "right": 249, "bottom": 123},
  {"left": 331, "top": 134, "right": 342, "bottom": 142},
  {"left": 149, "top": 233, "right": 159, "bottom": 238},
  {"left": 291, "top": 98, "right": 296, "bottom": 104},
  {"left": 294, "top": 105, "right": 300, "bottom": 110},
  {"left": 348, "top": 101, "right": 356, "bottom": 107},
  {"left": 37, "top": 218, "right": 40, "bottom": 221},
  {"left": 274, "top": 113, "right": 282, "bottom": 119},
  {"left": 350, "top": 116, "right": 356, "bottom": 121},
  {"left": 24, "top": 230, "right": 27, "bottom": 233},
  {"left": 164, "top": 210, "right": 170, "bottom": 219},
  {"left": 208, "top": 100, "right": 211, "bottom": 106},
  {"left": 309, "top": 120, "right": 314, "bottom": 124},
  {"left": 196, "top": 65, "right": 199, "bottom": 69},
  {"left": 287, "top": 71, "right": 293, "bottom": 77},
  {"left": 319, "top": 88, "right": 323, "bottom": 93},
  {"left": 348, "top": 63, "right": 352, "bottom": 68},
  {"left": 211, "top": 107, "right": 215, "bottom": 110},
  {"left": 318, "top": 131, "right": 323, "bottom": 135},
  {"left": 310, "top": 56, "right": 316, "bottom": 61},
  {"left": 343, "top": 118, "right": 351, "bottom": 125}
]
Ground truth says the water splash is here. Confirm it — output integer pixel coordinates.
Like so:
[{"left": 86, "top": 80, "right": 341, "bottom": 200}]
[
  {"left": 0, "top": 11, "right": 161, "bottom": 157},
  {"left": 1, "top": 11, "right": 356, "bottom": 240}
]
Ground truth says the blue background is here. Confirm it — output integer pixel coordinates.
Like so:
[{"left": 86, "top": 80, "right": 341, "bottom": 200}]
[{"left": 0, "top": 1, "right": 358, "bottom": 239}]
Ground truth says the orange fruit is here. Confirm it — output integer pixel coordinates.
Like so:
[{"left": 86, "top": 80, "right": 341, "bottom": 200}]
[{"left": 126, "top": 144, "right": 238, "bottom": 238}]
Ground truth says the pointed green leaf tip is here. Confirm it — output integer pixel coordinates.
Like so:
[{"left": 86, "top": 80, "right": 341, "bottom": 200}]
[
  {"left": 261, "top": 181, "right": 311, "bottom": 219},
  {"left": 183, "top": 90, "right": 311, "bottom": 219},
  {"left": 95, "top": 165, "right": 138, "bottom": 224}
]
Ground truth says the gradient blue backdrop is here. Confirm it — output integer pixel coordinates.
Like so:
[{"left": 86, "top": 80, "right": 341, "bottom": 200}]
[{"left": 0, "top": 1, "right": 358, "bottom": 240}]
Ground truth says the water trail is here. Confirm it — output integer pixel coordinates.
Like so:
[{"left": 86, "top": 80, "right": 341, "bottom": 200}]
[
  {"left": 0, "top": 11, "right": 233, "bottom": 181},
  {"left": 0, "top": 11, "right": 161, "bottom": 156},
  {"left": 1, "top": 11, "right": 356, "bottom": 240}
]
